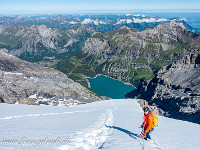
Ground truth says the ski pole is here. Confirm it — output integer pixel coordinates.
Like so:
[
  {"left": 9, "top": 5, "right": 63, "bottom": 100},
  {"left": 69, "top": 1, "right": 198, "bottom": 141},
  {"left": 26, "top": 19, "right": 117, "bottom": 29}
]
[
  {"left": 143, "top": 135, "right": 144, "bottom": 150},
  {"left": 142, "top": 128, "right": 144, "bottom": 150}
]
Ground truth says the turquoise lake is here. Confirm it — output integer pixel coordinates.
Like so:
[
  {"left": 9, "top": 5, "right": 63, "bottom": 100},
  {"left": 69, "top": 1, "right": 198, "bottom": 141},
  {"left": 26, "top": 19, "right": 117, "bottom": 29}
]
[{"left": 88, "top": 75, "right": 136, "bottom": 99}]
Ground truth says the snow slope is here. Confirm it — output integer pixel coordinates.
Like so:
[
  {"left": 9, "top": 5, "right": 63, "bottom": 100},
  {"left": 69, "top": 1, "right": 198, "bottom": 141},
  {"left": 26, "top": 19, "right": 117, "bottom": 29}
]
[{"left": 0, "top": 99, "right": 200, "bottom": 150}]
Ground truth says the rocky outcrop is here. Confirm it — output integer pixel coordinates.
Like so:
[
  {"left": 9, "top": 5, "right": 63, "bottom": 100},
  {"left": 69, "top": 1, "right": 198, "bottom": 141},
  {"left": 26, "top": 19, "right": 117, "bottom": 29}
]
[
  {"left": 0, "top": 52, "right": 101, "bottom": 106},
  {"left": 127, "top": 54, "right": 200, "bottom": 124},
  {"left": 0, "top": 97, "right": 5, "bottom": 103},
  {"left": 137, "top": 99, "right": 161, "bottom": 115}
]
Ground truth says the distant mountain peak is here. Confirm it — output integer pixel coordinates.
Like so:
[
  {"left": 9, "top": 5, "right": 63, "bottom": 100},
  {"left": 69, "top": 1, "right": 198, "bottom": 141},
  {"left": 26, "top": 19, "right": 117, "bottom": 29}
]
[{"left": 119, "top": 26, "right": 131, "bottom": 30}]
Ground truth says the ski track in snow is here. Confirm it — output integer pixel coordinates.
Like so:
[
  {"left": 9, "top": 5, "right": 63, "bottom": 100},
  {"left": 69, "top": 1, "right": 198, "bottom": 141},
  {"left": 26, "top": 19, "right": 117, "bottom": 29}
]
[
  {"left": 58, "top": 100, "right": 117, "bottom": 150},
  {"left": 145, "top": 139, "right": 162, "bottom": 150},
  {"left": 0, "top": 108, "right": 104, "bottom": 120},
  {"left": 0, "top": 100, "right": 162, "bottom": 150},
  {"left": 1, "top": 99, "right": 200, "bottom": 150}
]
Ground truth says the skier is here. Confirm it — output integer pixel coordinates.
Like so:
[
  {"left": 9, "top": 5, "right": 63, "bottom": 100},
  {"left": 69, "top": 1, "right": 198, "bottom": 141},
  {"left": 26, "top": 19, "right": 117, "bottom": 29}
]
[{"left": 140, "top": 106, "right": 154, "bottom": 140}]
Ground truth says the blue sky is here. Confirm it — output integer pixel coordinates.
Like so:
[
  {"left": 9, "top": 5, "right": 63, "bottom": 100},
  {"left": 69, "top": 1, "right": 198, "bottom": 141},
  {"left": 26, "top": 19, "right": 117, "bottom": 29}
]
[{"left": 0, "top": 0, "right": 200, "bottom": 12}]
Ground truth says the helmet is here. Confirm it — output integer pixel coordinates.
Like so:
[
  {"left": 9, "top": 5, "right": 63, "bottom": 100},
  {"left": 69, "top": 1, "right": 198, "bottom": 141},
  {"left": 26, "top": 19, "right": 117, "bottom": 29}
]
[{"left": 143, "top": 106, "right": 149, "bottom": 112}]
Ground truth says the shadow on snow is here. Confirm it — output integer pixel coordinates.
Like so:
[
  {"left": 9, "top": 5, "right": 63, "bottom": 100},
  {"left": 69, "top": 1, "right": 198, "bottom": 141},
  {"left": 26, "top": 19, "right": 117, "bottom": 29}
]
[{"left": 106, "top": 125, "right": 140, "bottom": 139}]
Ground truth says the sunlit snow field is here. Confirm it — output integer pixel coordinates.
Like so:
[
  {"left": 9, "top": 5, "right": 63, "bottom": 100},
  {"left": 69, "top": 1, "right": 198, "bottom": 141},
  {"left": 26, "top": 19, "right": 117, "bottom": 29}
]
[{"left": 0, "top": 99, "right": 200, "bottom": 150}]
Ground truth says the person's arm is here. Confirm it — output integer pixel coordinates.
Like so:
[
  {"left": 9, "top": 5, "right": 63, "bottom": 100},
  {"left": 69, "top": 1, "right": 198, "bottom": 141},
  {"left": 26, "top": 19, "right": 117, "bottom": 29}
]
[{"left": 141, "top": 120, "right": 146, "bottom": 128}]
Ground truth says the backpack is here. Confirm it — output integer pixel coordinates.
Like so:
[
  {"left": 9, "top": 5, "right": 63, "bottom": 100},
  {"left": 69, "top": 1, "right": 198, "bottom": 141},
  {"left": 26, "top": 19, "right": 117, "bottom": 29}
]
[{"left": 151, "top": 112, "right": 158, "bottom": 127}]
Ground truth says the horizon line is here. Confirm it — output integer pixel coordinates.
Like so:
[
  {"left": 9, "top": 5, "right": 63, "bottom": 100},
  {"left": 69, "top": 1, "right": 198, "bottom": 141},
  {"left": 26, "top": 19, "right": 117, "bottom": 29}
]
[{"left": 1, "top": 9, "right": 200, "bottom": 12}]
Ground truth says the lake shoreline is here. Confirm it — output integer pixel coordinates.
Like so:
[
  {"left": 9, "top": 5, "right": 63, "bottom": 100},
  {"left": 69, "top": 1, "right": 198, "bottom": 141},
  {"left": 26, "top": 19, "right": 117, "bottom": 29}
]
[
  {"left": 85, "top": 75, "right": 136, "bottom": 99},
  {"left": 85, "top": 74, "right": 136, "bottom": 88}
]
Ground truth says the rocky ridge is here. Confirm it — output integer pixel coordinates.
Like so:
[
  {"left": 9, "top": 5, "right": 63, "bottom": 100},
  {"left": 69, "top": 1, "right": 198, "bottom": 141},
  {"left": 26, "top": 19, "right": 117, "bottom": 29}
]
[
  {"left": 0, "top": 51, "right": 101, "bottom": 106},
  {"left": 84, "top": 22, "right": 200, "bottom": 60},
  {"left": 0, "top": 24, "right": 95, "bottom": 61}
]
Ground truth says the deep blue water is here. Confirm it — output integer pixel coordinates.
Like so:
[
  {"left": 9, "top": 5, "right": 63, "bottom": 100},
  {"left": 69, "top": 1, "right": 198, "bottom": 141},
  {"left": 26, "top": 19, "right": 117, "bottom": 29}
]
[{"left": 88, "top": 75, "right": 136, "bottom": 99}]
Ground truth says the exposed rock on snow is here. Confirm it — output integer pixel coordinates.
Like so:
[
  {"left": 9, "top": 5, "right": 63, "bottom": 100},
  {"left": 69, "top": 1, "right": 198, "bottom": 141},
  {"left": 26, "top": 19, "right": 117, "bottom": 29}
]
[
  {"left": 137, "top": 99, "right": 160, "bottom": 115},
  {"left": 0, "top": 51, "right": 101, "bottom": 105}
]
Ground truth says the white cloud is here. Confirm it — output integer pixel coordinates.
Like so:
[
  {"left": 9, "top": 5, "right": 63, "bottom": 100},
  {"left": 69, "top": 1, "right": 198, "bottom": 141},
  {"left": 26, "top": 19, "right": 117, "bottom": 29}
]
[
  {"left": 82, "top": 18, "right": 106, "bottom": 25},
  {"left": 116, "top": 17, "right": 168, "bottom": 24},
  {"left": 132, "top": 18, "right": 168, "bottom": 23},
  {"left": 133, "top": 14, "right": 146, "bottom": 17}
]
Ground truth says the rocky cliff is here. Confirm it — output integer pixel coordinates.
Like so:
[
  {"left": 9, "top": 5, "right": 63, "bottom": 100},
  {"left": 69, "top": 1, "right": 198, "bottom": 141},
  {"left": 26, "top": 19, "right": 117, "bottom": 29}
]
[
  {"left": 0, "top": 25, "right": 95, "bottom": 62},
  {"left": 0, "top": 52, "right": 101, "bottom": 106},
  {"left": 126, "top": 54, "right": 200, "bottom": 124},
  {"left": 84, "top": 22, "right": 200, "bottom": 63}
]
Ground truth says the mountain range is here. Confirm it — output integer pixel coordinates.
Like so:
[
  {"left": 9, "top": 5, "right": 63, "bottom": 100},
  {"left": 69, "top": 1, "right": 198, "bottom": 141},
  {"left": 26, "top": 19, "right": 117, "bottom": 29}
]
[
  {"left": 0, "top": 24, "right": 95, "bottom": 62},
  {"left": 56, "top": 21, "right": 200, "bottom": 87},
  {"left": 0, "top": 14, "right": 200, "bottom": 124},
  {"left": 0, "top": 15, "right": 183, "bottom": 31},
  {"left": 0, "top": 15, "right": 198, "bottom": 63}
]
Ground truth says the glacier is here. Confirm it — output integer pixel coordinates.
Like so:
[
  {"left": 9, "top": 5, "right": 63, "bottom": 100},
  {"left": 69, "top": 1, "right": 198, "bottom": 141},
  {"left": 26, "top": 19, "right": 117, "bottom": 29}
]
[{"left": 0, "top": 99, "right": 200, "bottom": 150}]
